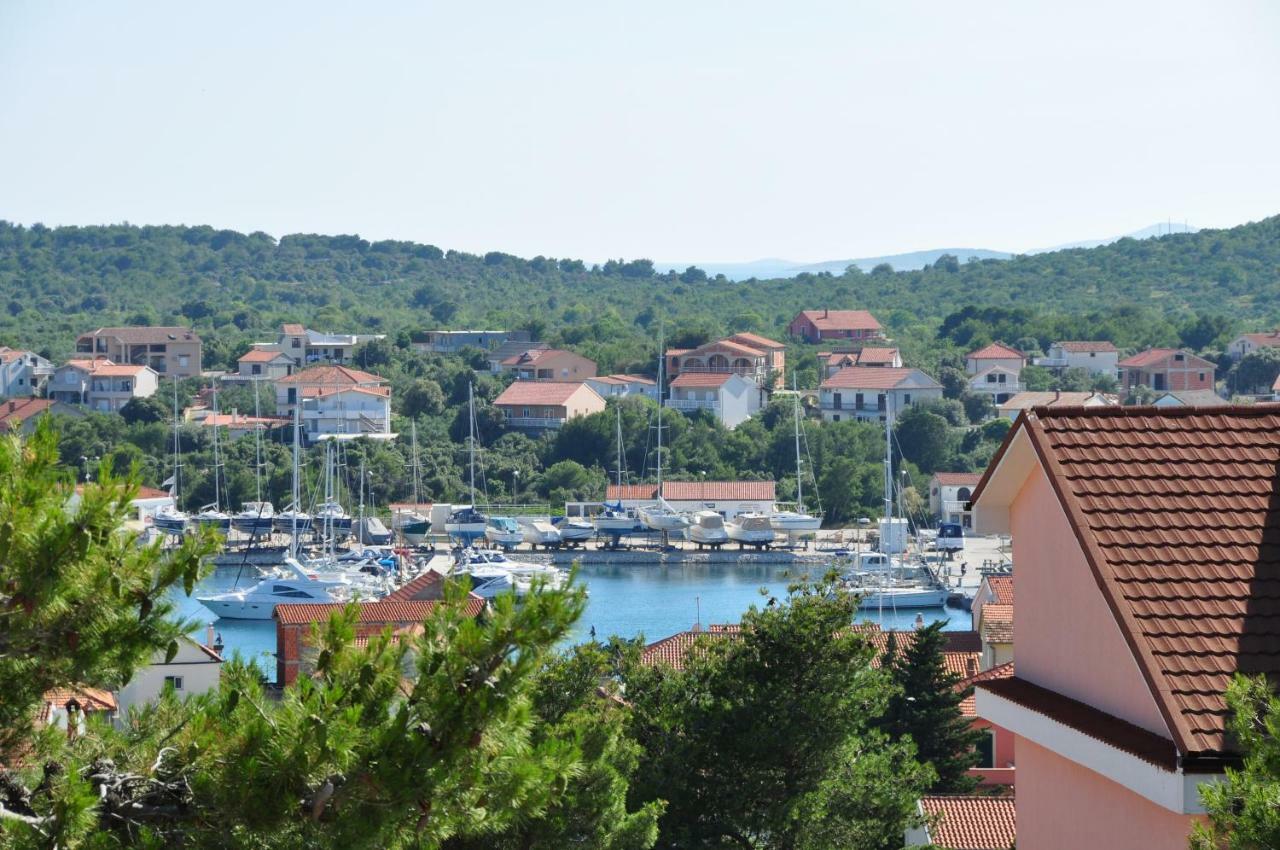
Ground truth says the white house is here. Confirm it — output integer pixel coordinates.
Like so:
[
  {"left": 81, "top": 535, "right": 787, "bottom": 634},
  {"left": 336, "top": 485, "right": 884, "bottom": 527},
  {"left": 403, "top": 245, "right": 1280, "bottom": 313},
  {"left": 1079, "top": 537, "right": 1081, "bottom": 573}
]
[
  {"left": 1226, "top": 330, "right": 1280, "bottom": 361},
  {"left": 277, "top": 323, "right": 385, "bottom": 367},
  {"left": 1034, "top": 340, "right": 1119, "bottom": 377},
  {"left": 965, "top": 342, "right": 1025, "bottom": 376},
  {"left": 0, "top": 347, "right": 54, "bottom": 397},
  {"left": 817, "top": 367, "right": 943, "bottom": 423},
  {"left": 276, "top": 365, "right": 391, "bottom": 440},
  {"left": 48, "top": 359, "right": 159, "bottom": 412},
  {"left": 666, "top": 372, "right": 761, "bottom": 429},
  {"left": 116, "top": 634, "right": 223, "bottom": 720},
  {"left": 967, "top": 365, "right": 1023, "bottom": 404},
  {"left": 929, "top": 471, "right": 983, "bottom": 527},
  {"left": 229, "top": 347, "right": 296, "bottom": 382},
  {"left": 585, "top": 374, "right": 659, "bottom": 401}
]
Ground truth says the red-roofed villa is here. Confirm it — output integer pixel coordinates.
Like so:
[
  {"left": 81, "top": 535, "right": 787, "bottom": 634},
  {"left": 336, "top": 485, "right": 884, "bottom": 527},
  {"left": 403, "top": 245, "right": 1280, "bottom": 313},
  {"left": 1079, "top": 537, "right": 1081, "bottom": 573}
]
[{"left": 493, "top": 380, "right": 605, "bottom": 431}]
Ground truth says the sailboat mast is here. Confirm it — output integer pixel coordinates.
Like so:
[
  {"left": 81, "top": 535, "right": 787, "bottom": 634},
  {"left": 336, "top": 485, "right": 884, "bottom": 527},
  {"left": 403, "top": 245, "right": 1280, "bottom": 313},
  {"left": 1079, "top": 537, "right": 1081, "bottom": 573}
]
[
  {"left": 252, "top": 379, "right": 263, "bottom": 503},
  {"left": 615, "top": 405, "right": 625, "bottom": 487},
  {"left": 211, "top": 386, "right": 222, "bottom": 511},
  {"left": 793, "top": 375, "right": 803, "bottom": 512},
  {"left": 884, "top": 397, "right": 893, "bottom": 523},
  {"left": 655, "top": 335, "right": 664, "bottom": 496},
  {"left": 171, "top": 378, "right": 182, "bottom": 510},
  {"left": 468, "top": 382, "right": 477, "bottom": 504},
  {"left": 411, "top": 420, "right": 420, "bottom": 506},
  {"left": 290, "top": 403, "right": 300, "bottom": 559}
]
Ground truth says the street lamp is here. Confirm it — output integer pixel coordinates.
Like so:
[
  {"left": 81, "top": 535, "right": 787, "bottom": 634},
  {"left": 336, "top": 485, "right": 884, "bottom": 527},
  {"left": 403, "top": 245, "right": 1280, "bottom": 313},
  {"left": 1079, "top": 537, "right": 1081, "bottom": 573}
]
[{"left": 512, "top": 469, "right": 521, "bottom": 504}]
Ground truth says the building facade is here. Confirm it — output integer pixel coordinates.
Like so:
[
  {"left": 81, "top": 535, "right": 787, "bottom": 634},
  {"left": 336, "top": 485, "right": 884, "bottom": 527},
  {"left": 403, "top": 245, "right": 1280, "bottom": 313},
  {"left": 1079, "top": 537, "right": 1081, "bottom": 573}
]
[
  {"left": 665, "top": 372, "right": 760, "bottom": 429},
  {"left": 0, "top": 347, "right": 54, "bottom": 397},
  {"left": 928, "top": 471, "right": 983, "bottom": 526},
  {"left": 817, "top": 367, "right": 943, "bottom": 423},
  {"left": 1116, "top": 348, "right": 1215, "bottom": 393},
  {"left": 275, "top": 365, "right": 391, "bottom": 440},
  {"left": 75, "top": 327, "right": 202, "bottom": 378},
  {"left": 666, "top": 333, "right": 785, "bottom": 391},
  {"left": 500, "top": 348, "right": 598, "bottom": 381},
  {"left": 116, "top": 636, "right": 223, "bottom": 720},
  {"left": 787, "top": 309, "right": 884, "bottom": 344},
  {"left": 493, "top": 380, "right": 606, "bottom": 431},
  {"left": 1034, "top": 341, "right": 1119, "bottom": 376},
  {"left": 49, "top": 360, "right": 158, "bottom": 412}
]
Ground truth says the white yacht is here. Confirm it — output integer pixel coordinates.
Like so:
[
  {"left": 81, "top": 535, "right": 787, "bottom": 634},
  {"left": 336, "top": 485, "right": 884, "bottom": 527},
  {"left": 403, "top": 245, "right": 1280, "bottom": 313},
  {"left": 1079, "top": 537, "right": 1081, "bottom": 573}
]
[
  {"left": 232, "top": 501, "right": 275, "bottom": 535},
  {"left": 726, "top": 513, "right": 776, "bottom": 547},
  {"left": 273, "top": 504, "right": 313, "bottom": 534},
  {"left": 639, "top": 498, "right": 691, "bottom": 533},
  {"left": 852, "top": 582, "right": 950, "bottom": 609},
  {"left": 688, "top": 510, "right": 729, "bottom": 546},
  {"left": 518, "top": 518, "right": 559, "bottom": 548},
  {"left": 153, "top": 504, "right": 188, "bottom": 536},
  {"left": 592, "top": 502, "right": 638, "bottom": 534},
  {"left": 197, "top": 559, "right": 357, "bottom": 620},
  {"left": 554, "top": 517, "right": 595, "bottom": 543},
  {"left": 484, "top": 516, "right": 524, "bottom": 549}
]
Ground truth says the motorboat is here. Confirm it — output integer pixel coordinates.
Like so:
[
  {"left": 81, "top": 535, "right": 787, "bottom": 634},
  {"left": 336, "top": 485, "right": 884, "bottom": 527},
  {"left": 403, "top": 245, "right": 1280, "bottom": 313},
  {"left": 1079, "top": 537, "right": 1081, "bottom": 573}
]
[
  {"left": 192, "top": 504, "right": 232, "bottom": 533},
  {"left": 552, "top": 516, "right": 594, "bottom": 543},
  {"left": 639, "top": 498, "right": 691, "bottom": 533},
  {"left": 196, "top": 558, "right": 358, "bottom": 620},
  {"left": 456, "top": 566, "right": 518, "bottom": 600},
  {"left": 315, "top": 501, "right": 353, "bottom": 537},
  {"left": 355, "top": 516, "right": 393, "bottom": 545},
  {"left": 153, "top": 504, "right": 189, "bottom": 536},
  {"left": 768, "top": 510, "right": 822, "bottom": 533},
  {"left": 726, "top": 513, "right": 776, "bottom": 547},
  {"left": 273, "top": 504, "right": 313, "bottom": 534},
  {"left": 688, "top": 510, "right": 729, "bottom": 546},
  {"left": 232, "top": 501, "right": 275, "bottom": 535},
  {"left": 837, "top": 551, "right": 900, "bottom": 577},
  {"left": 484, "top": 516, "right": 524, "bottom": 549},
  {"left": 520, "top": 518, "right": 562, "bottom": 549},
  {"left": 445, "top": 506, "right": 487, "bottom": 544},
  {"left": 849, "top": 578, "right": 949, "bottom": 609},
  {"left": 592, "top": 501, "right": 639, "bottom": 533},
  {"left": 456, "top": 549, "right": 567, "bottom": 593}
]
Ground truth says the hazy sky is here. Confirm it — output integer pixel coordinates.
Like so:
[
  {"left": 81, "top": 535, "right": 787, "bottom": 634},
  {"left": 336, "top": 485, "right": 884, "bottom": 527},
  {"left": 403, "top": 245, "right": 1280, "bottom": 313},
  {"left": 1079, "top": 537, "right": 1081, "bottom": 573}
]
[{"left": 2, "top": 1, "right": 1278, "bottom": 263}]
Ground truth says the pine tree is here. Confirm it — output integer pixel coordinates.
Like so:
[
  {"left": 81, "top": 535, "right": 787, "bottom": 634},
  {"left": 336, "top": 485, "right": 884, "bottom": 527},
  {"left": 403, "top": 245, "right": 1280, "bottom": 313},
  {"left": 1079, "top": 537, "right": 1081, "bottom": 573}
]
[{"left": 881, "top": 621, "right": 984, "bottom": 793}]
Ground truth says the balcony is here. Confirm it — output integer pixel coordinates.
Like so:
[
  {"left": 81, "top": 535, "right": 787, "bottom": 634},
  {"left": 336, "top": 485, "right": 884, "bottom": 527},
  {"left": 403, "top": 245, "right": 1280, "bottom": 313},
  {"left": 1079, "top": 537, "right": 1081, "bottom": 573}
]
[
  {"left": 665, "top": 398, "right": 720, "bottom": 411},
  {"left": 972, "top": 381, "right": 1023, "bottom": 395},
  {"left": 504, "top": 417, "right": 565, "bottom": 429},
  {"left": 1033, "top": 356, "right": 1069, "bottom": 369}
]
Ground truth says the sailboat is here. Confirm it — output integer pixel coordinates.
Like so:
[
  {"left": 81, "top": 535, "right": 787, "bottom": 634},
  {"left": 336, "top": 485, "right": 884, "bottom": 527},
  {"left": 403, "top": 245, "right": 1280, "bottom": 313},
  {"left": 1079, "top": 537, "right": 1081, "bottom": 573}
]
[
  {"left": 770, "top": 383, "right": 823, "bottom": 533},
  {"left": 315, "top": 440, "right": 353, "bottom": 538},
  {"left": 232, "top": 381, "right": 275, "bottom": 535},
  {"left": 272, "top": 408, "right": 312, "bottom": 536},
  {"left": 846, "top": 401, "right": 948, "bottom": 610},
  {"left": 394, "top": 421, "right": 432, "bottom": 545},
  {"left": 193, "top": 387, "right": 231, "bottom": 532},
  {"left": 153, "top": 379, "right": 190, "bottom": 535},
  {"left": 594, "top": 406, "right": 640, "bottom": 533},
  {"left": 639, "top": 336, "right": 691, "bottom": 534},
  {"left": 445, "top": 383, "right": 488, "bottom": 544}
]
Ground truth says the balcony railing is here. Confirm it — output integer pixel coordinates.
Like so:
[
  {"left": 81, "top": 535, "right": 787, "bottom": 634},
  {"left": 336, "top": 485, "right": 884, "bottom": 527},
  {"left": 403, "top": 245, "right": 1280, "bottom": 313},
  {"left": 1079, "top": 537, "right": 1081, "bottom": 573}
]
[
  {"left": 1033, "top": 357, "right": 1069, "bottom": 369},
  {"left": 505, "top": 417, "right": 565, "bottom": 428},
  {"left": 941, "top": 500, "right": 972, "bottom": 515},
  {"left": 972, "top": 381, "right": 1024, "bottom": 394},
  {"left": 673, "top": 365, "right": 765, "bottom": 379},
  {"left": 665, "top": 398, "right": 721, "bottom": 411}
]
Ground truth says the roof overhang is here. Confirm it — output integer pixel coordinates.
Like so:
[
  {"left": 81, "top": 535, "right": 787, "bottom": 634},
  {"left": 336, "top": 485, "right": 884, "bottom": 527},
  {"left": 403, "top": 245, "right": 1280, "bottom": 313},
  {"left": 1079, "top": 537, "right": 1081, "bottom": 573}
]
[{"left": 968, "top": 415, "right": 1039, "bottom": 534}]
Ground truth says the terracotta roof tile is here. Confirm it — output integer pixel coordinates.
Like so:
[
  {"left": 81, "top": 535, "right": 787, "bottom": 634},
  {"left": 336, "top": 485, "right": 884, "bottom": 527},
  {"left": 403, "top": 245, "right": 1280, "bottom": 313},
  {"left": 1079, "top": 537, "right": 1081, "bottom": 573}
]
[
  {"left": 606, "top": 481, "right": 776, "bottom": 502},
  {"left": 1056, "top": 340, "right": 1118, "bottom": 353},
  {"left": 854, "top": 346, "right": 899, "bottom": 364},
  {"left": 820, "top": 366, "right": 941, "bottom": 390},
  {"left": 494, "top": 380, "right": 597, "bottom": 406},
  {"left": 934, "top": 472, "right": 984, "bottom": 487},
  {"left": 918, "top": 795, "right": 1016, "bottom": 850},
  {"left": 967, "top": 342, "right": 1024, "bottom": 360},
  {"left": 273, "top": 595, "right": 485, "bottom": 625},
  {"left": 669, "top": 372, "right": 735, "bottom": 388},
  {"left": 979, "top": 604, "right": 1013, "bottom": 644},
  {"left": 277, "top": 365, "right": 385, "bottom": 385},
  {"left": 383, "top": 570, "right": 445, "bottom": 602},
  {"left": 957, "top": 662, "right": 1014, "bottom": 717},
  {"left": 975, "top": 404, "right": 1280, "bottom": 757},
  {"left": 984, "top": 576, "right": 1013, "bottom": 605},
  {"left": 640, "top": 626, "right": 743, "bottom": 669},
  {"left": 727, "top": 332, "right": 785, "bottom": 349},
  {"left": 1117, "top": 348, "right": 1214, "bottom": 369},
  {"left": 1236, "top": 332, "right": 1280, "bottom": 349},
  {"left": 0, "top": 398, "right": 53, "bottom": 426},
  {"left": 795, "top": 310, "right": 883, "bottom": 332},
  {"left": 239, "top": 348, "right": 289, "bottom": 363}
]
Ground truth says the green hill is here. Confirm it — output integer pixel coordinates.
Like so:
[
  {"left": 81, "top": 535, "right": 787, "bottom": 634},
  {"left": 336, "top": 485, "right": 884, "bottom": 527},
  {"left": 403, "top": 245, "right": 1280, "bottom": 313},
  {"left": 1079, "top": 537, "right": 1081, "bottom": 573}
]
[{"left": 0, "top": 215, "right": 1277, "bottom": 370}]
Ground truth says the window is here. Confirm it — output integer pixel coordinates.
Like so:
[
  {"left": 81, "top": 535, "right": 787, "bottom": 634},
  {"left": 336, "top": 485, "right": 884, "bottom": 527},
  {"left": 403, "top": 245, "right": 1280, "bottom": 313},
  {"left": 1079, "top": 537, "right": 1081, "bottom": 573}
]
[
  {"left": 287, "top": 388, "right": 297, "bottom": 404},
  {"left": 251, "top": 364, "right": 262, "bottom": 375},
  {"left": 177, "top": 355, "right": 189, "bottom": 368},
  {"left": 997, "top": 373, "right": 1006, "bottom": 384},
  {"left": 121, "top": 380, "right": 131, "bottom": 392},
  {"left": 1198, "top": 372, "right": 1206, "bottom": 381},
  {"left": 904, "top": 394, "right": 912, "bottom": 404},
  {"left": 149, "top": 344, "right": 166, "bottom": 352},
  {"left": 1174, "top": 353, "right": 1184, "bottom": 362},
  {"left": 833, "top": 392, "right": 842, "bottom": 409},
  {"left": 163, "top": 676, "right": 184, "bottom": 691},
  {"left": 292, "top": 338, "right": 302, "bottom": 348},
  {"left": 854, "top": 392, "right": 863, "bottom": 408},
  {"left": 974, "top": 729, "right": 996, "bottom": 769},
  {"left": 832, "top": 415, "right": 840, "bottom": 422},
  {"left": 877, "top": 394, "right": 886, "bottom": 410}
]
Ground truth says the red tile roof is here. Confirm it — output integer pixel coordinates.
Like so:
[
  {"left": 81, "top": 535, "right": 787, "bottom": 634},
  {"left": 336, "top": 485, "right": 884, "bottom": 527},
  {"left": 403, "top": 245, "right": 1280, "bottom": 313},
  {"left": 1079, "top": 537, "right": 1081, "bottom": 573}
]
[
  {"left": 500, "top": 348, "right": 584, "bottom": 366},
  {"left": 1116, "top": 347, "right": 1213, "bottom": 369},
  {"left": 794, "top": 309, "right": 882, "bottom": 332},
  {"left": 978, "top": 604, "right": 1013, "bottom": 644},
  {"left": 1236, "top": 331, "right": 1280, "bottom": 349},
  {"left": 83, "top": 326, "right": 200, "bottom": 344},
  {"left": 273, "top": 596, "right": 485, "bottom": 625},
  {"left": 997, "top": 391, "right": 1116, "bottom": 412},
  {"left": 383, "top": 570, "right": 445, "bottom": 602},
  {"left": 864, "top": 627, "right": 982, "bottom": 678},
  {"left": 592, "top": 374, "right": 655, "bottom": 386},
  {"left": 1056, "top": 340, "right": 1118, "bottom": 353},
  {"left": 933, "top": 472, "right": 984, "bottom": 487},
  {"left": 957, "top": 661, "right": 1014, "bottom": 717},
  {"left": 669, "top": 372, "right": 735, "bottom": 388},
  {"left": 0, "top": 397, "right": 53, "bottom": 426},
  {"left": 820, "top": 366, "right": 939, "bottom": 390},
  {"left": 967, "top": 342, "right": 1024, "bottom": 361},
  {"left": 727, "top": 332, "right": 785, "bottom": 350},
  {"left": 39, "top": 686, "right": 117, "bottom": 722},
  {"left": 606, "top": 481, "right": 776, "bottom": 502},
  {"left": 302, "top": 385, "right": 392, "bottom": 399},
  {"left": 277, "top": 365, "right": 384, "bottom": 385},
  {"left": 200, "top": 413, "right": 286, "bottom": 427},
  {"left": 641, "top": 625, "right": 743, "bottom": 669},
  {"left": 494, "top": 380, "right": 596, "bottom": 406},
  {"left": 918, "top": 795, "right": 1016, "bottom": 850},
  {"left": 984, "top": 576, "right": 1013, "bottom": 606},
  {"left": 281, "top": 323, "right": 306, "bottom": 335},
  {"left": 239, "top": 348, "right": 289, "bottom": 363},
  {"left": 972, "top": 405, "right": 1280, "bottom": 757},
  {"left": 855, "top": 346, "right": 899, "bottom": 364},
  {"left": 682, "top": 338, "right": 766, "bottom": 357}
]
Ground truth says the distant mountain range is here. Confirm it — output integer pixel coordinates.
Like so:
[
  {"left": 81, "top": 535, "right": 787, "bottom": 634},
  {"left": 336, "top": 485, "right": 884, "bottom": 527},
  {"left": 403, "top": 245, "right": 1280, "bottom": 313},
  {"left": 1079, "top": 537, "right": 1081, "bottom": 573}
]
[{"left": 656, "top": 222, "right": 1197, "bottom": 280}]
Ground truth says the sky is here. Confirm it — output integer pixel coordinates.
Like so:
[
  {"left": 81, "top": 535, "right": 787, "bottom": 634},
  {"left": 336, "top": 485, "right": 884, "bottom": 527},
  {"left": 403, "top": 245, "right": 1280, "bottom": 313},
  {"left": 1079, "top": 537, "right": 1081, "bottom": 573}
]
[{"left": 2, "top": 1, "right": 1279, "bottom": 264}]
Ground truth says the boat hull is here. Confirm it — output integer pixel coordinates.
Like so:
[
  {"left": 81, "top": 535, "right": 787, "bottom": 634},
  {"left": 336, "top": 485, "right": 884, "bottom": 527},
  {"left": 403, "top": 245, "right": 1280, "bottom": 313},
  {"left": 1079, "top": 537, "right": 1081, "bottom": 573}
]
[
  {"left": 689, "top": 528, "right": 730, "bottom": 545},
  {"left": 854, "top": 588, "right": 949, "bottom": 609},
  {"left": 445, "top": 522, "right": 487, "bottom": 544},
  {"left": 769, "top": 513, "right": 822, "bottom": 532},
  {"left": 485, "top": 529, "right": 524, "bottom": 548},
  {"left": 154, "top": 517, "right": 188, "bottom": 535},
  {"left": 401, "top": 520, "right": 431, "bottom": 545},
  {"left": 198, "top": 595, "right": 279, "bottom": 620},
  {"left": 273, "top": 515, "right": 313, "bottom": 534},
  {"left": 232, "top": 516, "right": 275, "bottom": 535}
]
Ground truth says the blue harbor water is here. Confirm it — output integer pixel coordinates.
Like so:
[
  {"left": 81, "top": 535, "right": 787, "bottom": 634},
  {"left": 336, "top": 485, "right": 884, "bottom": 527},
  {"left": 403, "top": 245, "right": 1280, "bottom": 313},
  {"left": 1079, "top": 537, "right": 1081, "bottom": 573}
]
[{"left": 176, "top": 562, "right": 970, "bottom": 684}]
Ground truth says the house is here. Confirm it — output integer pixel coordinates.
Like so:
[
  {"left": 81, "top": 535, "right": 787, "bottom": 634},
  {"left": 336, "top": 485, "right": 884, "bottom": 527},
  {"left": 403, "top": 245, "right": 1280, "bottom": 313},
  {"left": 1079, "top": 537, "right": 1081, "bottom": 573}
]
[
  {"left": 995, "top": 391, "right": 1118, "bottom": 420},
  {"left": 279, "top": 324, "right": 385, "bottom": 367},
  {"left": 971, "top": 406, "right": 1280, "bottom": 849},
  {"left": 787, "top": 309, "right": 884, "bottom": 344},
  {"left": 0, "top": 347, "right": 54, "bottom": 396},
  {"left": 413, "top": 329, "right": 531, "bottom": 355},
  {"left": 1151, "top": 389, "right": 1229, "bottom": 408},
  {"left": 49, "top": 359, "right": 158, "bottom": 412},
  {"left": 501, "top": 348, "right": 597, "bottom": 381},
  {"left": 487, "top": 340, "right": 547, "bottom": 373},
  {"left": 603, "top": 481, "right": 776, "bottom": 522},
  {"left": 230, "top": 347, "right": 296, "bottom": 381},
  {"left": 198, "top": 411, "right": 288, "bottom": 441},
  {"left": 275, "top": 365, "right": 390, "bottom": 440},
  {"left": 0, "top": 397, "right": 84, "bottom": 433},
  {"left": 971, "top": 575, "right": 1013, "bottom": 670},
  {"left": 1225, "top": 330, "right": 1280, "bottom": 360},
  {"left": 965, "top": 344, "right": 1026, "bottom": 404},
  {"left": 958, "top": 662, "right": 1017, "bottom": 787},
  {"left": 929, "top": 472, "right": 983, "bottom": 527},
  {"left": 493, "top": 381, "right": 606, "bottom": 432},
  {"left": 116, "top": 634, "right": 223, "bottom": 719},
  {"left": 38, "top": 687, "right": 118, "bottom": 734},
  {"left": 274, "top": 576, "right": 485, "bottom": 685},
  {"left": 1117, "top": 348, "right": 1215, "bottom": 393},
  {"left": 817, "top": 367, "right": 943, "bottom": 423},
  {"left": 818, "top": 347, "right": 902, "bottom": 377},
  {"left": 1033, "top": 341, "right": 1119, "bottom": 377},
  {"left": 903, "top": 796, "right": 1016, "bottom": 850},
  {"left": 584, "top": 374, "right": 658, "bottom": 401},
  {"left": 75, "top": 326, "right": 202, "bottom": 378},
  {"left": 666, "top": 333, "right": 786, "bottom": 390},
  {"left": 666, "top": 372, "right": 761, "bottom": 429}
]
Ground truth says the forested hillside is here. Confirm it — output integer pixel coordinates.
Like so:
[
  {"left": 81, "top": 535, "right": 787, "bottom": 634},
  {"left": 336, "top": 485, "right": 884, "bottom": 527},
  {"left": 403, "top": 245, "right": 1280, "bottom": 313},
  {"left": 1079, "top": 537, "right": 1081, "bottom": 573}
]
[{"left": 0, "top": 215, "right": 1277, "bottom": 372}]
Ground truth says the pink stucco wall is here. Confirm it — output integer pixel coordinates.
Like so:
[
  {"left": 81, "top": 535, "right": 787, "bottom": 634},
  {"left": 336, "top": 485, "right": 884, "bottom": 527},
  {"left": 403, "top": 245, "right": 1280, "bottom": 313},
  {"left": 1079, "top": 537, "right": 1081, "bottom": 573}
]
[
  {"left": 1009, "top": 467, "right": 1169, "bottom": 737},
  {"left": 969, "top": 718, "right": 1016, "bottom": 787},
  {"left": 1016, "top": 738, "right": 1200, "bottom": 849}
]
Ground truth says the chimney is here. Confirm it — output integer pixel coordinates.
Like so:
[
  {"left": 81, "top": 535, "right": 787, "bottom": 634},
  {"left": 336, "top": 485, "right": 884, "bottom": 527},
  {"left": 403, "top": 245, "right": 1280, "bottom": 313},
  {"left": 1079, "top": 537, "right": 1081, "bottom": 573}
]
[
  {"left": 1054, "top": 389, "right": 1061, "bottom": 402},
  {"left": 205, "top": 623, "right": 215, "bottom": 648},
  {"left": 7, "top": 401, "right": 15, "bottom": 412},
  {"left": 823, "top": 308, "right": 829, "bottom": 318}
]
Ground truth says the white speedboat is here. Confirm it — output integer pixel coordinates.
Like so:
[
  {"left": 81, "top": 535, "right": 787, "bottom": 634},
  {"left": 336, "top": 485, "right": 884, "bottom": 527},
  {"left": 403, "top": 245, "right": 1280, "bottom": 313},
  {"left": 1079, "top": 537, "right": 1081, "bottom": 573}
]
[
  {"left": 851, "top": 582, "right": 949, "bottom": 609},
  {"left": 485, "top": 516, "right": 524, "bottom": 549},
  {"left": 520, "top": 518, "right": 562, "bottom": 549},
  {"left": 153, "top": 504, "right": 189, "bottom": 535},
  {"left": 457, "top": 549, "right": 566, "bottom": 593},
  {"left": 768, "top": 510, "right": 822, "bottom": 533},
  {"left": 639, "top": 498, "right": 691, "bottom": 533},
  {"left": 232, "top": 501, "right": 275, "bottom": 535},
  {"left": 192, "top": 504, "right": 231, "bottom": 533},
  {"left": 315, "top": 501, "right": 353, "bottom": 536},
  {"left": 196, "top": 559, "right": 355, "bottom": 620},
  {"left": 553, "top": 517, "right": 595, "bottom": 543},
  {"left": 726, "top": 513, "right": 775, "bottom": 547},
  {"left": 273, "top": 504, "right": 313, "bottom": 534},
  {"left": 445, "top": 506, "right": 487, "bottom": 545},
  {"left": 455, "top": 566, "right": 518, "bottom": 600},
  {"left": 592, "top": 502, "right": 639, "bottom": 533},
  {"left": 688, "top": 510, "right": 730, "bottom": 546}
]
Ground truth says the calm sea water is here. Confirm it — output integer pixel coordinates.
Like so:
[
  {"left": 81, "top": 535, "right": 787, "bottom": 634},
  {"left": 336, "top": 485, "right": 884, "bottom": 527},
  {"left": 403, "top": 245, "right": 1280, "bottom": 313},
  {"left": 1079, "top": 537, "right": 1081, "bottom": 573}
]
[{"left": 175, "top": 562, "right": 970, "bottom": 684}]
